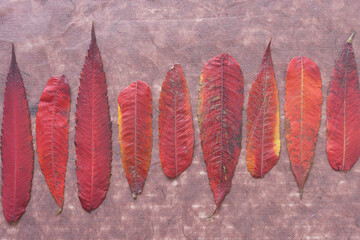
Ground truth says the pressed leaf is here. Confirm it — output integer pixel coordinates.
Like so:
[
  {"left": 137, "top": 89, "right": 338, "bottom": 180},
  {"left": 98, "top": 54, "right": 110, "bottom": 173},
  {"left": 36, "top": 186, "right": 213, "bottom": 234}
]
[
  {"left": 327, "top": 33, "right": 360, "bottom": 171},
  {"left": 75, "top": 23, "right": 112, "bottom": 212},
  {"left": 118, "top": 80, "right": 152, "bottom": 198},
  {"left": 36, "top": 75, "right": 70, "bottom": 210},
  {"left": 197, "top": 53, "right": 244, "bottom": 212},
  {"left": 159, "top": 64, "right": 194, "bottom": 178},
  {"left": 285, "top": 56, "right": 322, "bottom": 196},
  {"left": 246, "top": 41, "right": 280, "bottom": 178},
  {"left": 1, "top": 44, "right": 34, "bottom": 223}
]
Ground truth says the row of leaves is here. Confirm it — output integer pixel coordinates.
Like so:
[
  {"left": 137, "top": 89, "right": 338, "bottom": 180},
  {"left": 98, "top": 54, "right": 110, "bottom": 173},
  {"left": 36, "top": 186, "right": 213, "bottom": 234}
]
[{"left": 1, "top": 25, "right": 359, "bottom": 222}]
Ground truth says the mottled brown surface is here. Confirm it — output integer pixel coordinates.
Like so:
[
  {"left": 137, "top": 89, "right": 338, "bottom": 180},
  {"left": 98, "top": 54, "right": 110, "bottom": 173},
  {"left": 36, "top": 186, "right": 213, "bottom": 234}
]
[{"left": 0, "top": 0, "right": 360, "bottom": 239}]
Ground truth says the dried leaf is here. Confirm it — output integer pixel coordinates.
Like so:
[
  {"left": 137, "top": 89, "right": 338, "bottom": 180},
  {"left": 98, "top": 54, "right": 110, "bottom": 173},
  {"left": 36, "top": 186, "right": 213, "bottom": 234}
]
[
  {"left": 246, "top": 41, "right": 280, "bottom": 178},
  {"left": 197, "top": 54, "right": 244, "bottom": 213},
  {"left": 118, "top": 80, "right": 152, "bottom": 199},
  {"left": 75, "top": 23, "right": 112, "bottom": 211},
  {"left": 285, "top": 56, "right": 322, "bottom": 196},
  {"left": 1, "top": 44, "right": 34, "bottom": 222},
  {"left": 36, "top": 75, "right": 70, "bottom": 211},
  {"left": 159, "top": 64, "right": 194, "bottom": 178},
  {"left": 326, "top": 33, "right": 360, "bottom": 171}
]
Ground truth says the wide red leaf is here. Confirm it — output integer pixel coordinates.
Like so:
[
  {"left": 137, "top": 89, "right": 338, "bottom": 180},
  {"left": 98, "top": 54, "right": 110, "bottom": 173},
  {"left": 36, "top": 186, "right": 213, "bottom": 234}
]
[
  {"left": 246, "top": 41, "right": 280, "bottom": 178},
  {"left": 1, "top": 44, "right": 34, "bottom": 222},
  {"left": 285, "top": 56, "right": 322, "bottom": 196},
  {"left": 159, "top": 64, "right": 194, "bottom": 178},
  {"left": 75, "top": 23, "right": 112, "bottom": 211},
  {"left": 118, "top": 80, "right": 152, "bottom": 199},
  {"left": 197, "top": 54, "right": 244, "bottom": 212},
  {"left": 36, "top": 75, "right": 70, "bottom": 211},
  {"left": 327, "top": 33, "right": 360, "bottom": 171}
]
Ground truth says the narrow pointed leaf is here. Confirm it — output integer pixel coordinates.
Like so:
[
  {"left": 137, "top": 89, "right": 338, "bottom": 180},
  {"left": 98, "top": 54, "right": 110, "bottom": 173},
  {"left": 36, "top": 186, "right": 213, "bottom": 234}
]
[
  {"left": 159, "top": 64, "right": 194, "bottom": 178},
  {"left": 327, "top": 33, "right": 360, "bottom": 171},
  {"left": 1, "top": 44, "right": 34, "bottom": 223},
  {"left": 197, "top": 54, "right": 244, "bottom": 211},
  {"left": 75, "top": 24, "right": 112, "bottom": 211},
  {"left": 118, "top": 80, "right": 152, "bottom": 198},
  {"left": 36, "top": 75, "right": 70, "bottom": 210},
  {"left": 285, "top": 56, "right": 322, "bottom": 195},
  {"left": 246, "top": 42, "right": 280, "bottom": 178}
]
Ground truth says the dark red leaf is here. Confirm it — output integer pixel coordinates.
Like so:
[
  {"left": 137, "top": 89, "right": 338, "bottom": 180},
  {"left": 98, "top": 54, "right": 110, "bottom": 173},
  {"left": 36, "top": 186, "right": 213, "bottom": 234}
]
[
  {"left": 36, "top": 75, "right": 70, "bottom": 211},
  {"left": 285, "top": 56, "right": 322, "bottom": 196},
  {"left": 1, "top": 44, "right": 34, "bottom": 222},
  {"left": 197, "top": 54, "right": 244, "bottom": 212},
  {"left": 159, "top": 64, "right": 194, "bottom": 178},
  {"left": 246, "top": 41, "right": 280, "bottom": 178},
  {"left": 118, "top": 80, "right": 152, "bottom": 199},
  {"left": 75, "top": 23, "right": 112, "bottom": 211},
  {"left": 327, "top": 33, "right": 360, "bottom": 171}
]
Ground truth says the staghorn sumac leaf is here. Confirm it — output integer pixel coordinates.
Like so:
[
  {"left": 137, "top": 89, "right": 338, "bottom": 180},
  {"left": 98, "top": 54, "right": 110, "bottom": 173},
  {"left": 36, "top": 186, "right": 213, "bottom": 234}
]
[
  {"left": 159, "top": 64, "right": 194, "bottom": 178},
  {"left": 75, "top": 23, "right": 112, "bottom": 212},
  {"left": 36, "top": 75, "right": 70, "bottom": 211},
  {"left": 246, "top": 41, "right": 280, "bottom": 178},
  {"left": 197, "top": 54, "right": 244, "bottom": 213},
  {"left": 118, "top": 80, "right": 152, "bottom": 199},
  {"left": 285, "top": 56, "right": 322, "bottom": 196},
  {"left": 1, "top": 44, "right": 34, "bottom": 223},
  {"left": 327, "top": 33, "right": 360, "bottom": 171}
]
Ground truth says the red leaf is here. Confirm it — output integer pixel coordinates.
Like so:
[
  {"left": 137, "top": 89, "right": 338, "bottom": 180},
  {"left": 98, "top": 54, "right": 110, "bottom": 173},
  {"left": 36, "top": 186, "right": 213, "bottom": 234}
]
[
  {"left": 75, "top": 23, "right": 112, "bottom": 211},
  {"left": 159, "top": 64, "right": 194, "bottom": 178},
  {"left": 1, "top": 44, "right": 34, "bottom": 222},
  {"left": 118, "top": 80, "right": 152, "bottom": 199},
  {"left": 327, "top": 33, "right": 360, "bottom": 171},
  {"left": 246, "top": 41, "right": 280, "bottom": 178},
  {"left": 36, "top": 75, "right": 70, "bottom": 210},
  {"left": 285, "top": 56, "right": 322, "bottom": 196},
  {"left": 197, "top": 54, "right": 244, "bottom": 212}
]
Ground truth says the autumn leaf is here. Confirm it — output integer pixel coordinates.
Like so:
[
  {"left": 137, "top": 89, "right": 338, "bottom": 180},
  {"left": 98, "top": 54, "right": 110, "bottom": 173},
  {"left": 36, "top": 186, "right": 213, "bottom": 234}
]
[
  {"left": 197, "top": 53, "right": 244, "bottom": 214},
  {"left": 159, "top": 64, "right": 194, "bottom": 178},
  {"left": 285, "top": 56, "right": 322, "bottom": 197},
  {"left": 327, "top": 32, "right": 360, "bottom": 171},
  {"left": 246, "top": 41, "right": 280, "bottom": 178},
  {"left": 36, "top": 75, "right": 70, "bottom": 212},
  {"left": 118, "top": 80, "right": 152, "bottom": 199},
  {"left": 75, "top": 23, "right": 113, "bottom": 212},
  {"left": 1, "top": 44, "right": 34, "bottom": 222}
]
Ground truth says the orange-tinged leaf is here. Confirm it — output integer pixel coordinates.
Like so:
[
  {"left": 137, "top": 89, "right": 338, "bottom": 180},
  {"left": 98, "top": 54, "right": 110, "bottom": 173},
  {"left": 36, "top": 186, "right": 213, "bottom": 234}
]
[
  {"left": 197, "top": 54, "right": 244, "bottom": 212},
  {"left": 327, "top": 33, "right": 360, "bottom": 171},
  {"left": 285, "top": 56, "right": 322, "bottom": 196},
  {"left": 36, "top": 75, "right": 70, "bottom": 211},
  {"left": 75, "top": 23, "right": 113, "bottom": 211},
  {"left": 246, "top": 41, "right": 280, "bottom": 178},
  {"left": 118, "top": 80, "right": 152, "bottom": 199},
  {"left": 159, "top": 64, "right": 194, "bottom": 178},
  {"left": 1, "top": 44, "right": 34, "bottom": 222}
]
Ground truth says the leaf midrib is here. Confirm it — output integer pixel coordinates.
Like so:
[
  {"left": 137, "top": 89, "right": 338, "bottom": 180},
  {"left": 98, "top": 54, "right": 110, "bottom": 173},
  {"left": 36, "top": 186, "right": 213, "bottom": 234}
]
[
  {"left": 342, "top": 48, "right": 350, "bottom": 171},
  {"left": 50, "top": 80, "right": 59, "bottom": 199}
]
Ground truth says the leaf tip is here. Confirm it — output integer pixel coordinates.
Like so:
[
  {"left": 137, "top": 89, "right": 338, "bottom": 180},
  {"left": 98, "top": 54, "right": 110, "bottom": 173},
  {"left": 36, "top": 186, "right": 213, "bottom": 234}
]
[
  {"left": 169, "top": 63, "right": 182, "bottom": 73},
  {"left": 266, "top": 39, "right": 272, "bottom": 53},
  {"left": 347, "top": 32, "right": 355, "bottom": 43},
  {"left": 60, "top": 74, "right": 68, "bottom": 84},
  {"left": 206, "top": 206, "right": 219, "bottom": 220},
  {"left": 173, "top": 63, "right": 181, "bottom": 69},
  {"left": 10, "top": 42, "right": 16, "bottom": 65},
  {"left": 91, "top": 21, "right": 96, "bottom": 43}
]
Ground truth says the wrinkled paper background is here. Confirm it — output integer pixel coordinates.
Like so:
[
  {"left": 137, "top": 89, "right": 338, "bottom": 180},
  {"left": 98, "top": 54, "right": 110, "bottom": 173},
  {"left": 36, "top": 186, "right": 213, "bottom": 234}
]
[{"left": 0, "top": 0, "right": 360, "bottom": 239}]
